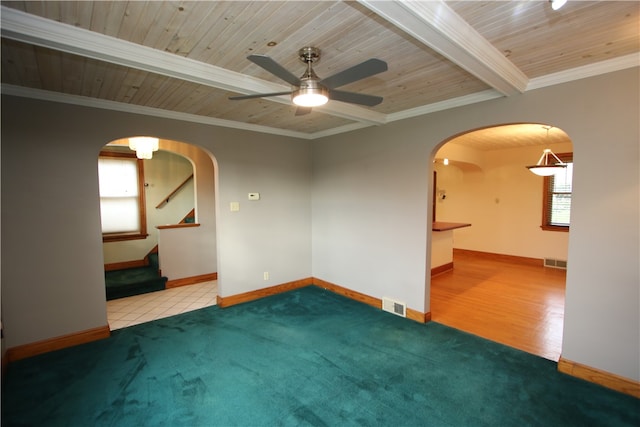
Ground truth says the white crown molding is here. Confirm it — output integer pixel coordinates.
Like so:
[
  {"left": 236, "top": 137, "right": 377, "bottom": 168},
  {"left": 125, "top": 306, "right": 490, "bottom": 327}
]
[
  {"left": 0, "top": 83, "right": 501, "bottom": 140},
  {"left": 386, "top": 89, "right": 504, "bottom": 123},
  {"left": 308, "top": 122, "right": 375, "bottom": 140},
  {"left": 0, "top": 84, "right": 313, "bottom": 140},
  {"left": 4, "top": 46, "right": 634, "bottom": 141},
  {"left": 313, "top": 102, "right": 386, "bottom": 126},
  {"left": 0, "top": 6, "right": 385, "bottom": 126},
  {"left": 358, "top": 0, "right": 529, "bottom": 96},
  {"left": 527, "top": 53, "right": 640, "bottom": 91}
]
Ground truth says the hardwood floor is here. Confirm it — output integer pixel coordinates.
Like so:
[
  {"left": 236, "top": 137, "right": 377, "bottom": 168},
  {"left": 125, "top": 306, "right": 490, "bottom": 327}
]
[{"left": 430, "top": 250, "right": 566, "bottom": 361}]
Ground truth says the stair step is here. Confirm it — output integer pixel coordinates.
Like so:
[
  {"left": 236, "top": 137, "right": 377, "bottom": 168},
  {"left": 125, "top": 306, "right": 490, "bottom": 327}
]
[
  {"left": 147, "top": 252, "right": 160, "bottom": 269},
  {"left": 105, "top": 266, "right": 167, "bottom": 301}
]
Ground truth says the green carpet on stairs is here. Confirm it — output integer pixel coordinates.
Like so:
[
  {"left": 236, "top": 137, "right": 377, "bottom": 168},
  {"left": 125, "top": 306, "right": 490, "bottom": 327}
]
[
  {"left": 104, "top": 262, "right": 167, "bottom": 300},
  {"left": 2, "top": 286, "right": 638, "bottom": 426}
]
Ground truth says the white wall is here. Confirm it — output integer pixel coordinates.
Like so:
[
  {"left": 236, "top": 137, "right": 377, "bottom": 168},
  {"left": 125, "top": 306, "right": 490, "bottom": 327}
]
[
  {"left": 0, "top": 98, "right": 312, "bottom": 349},
  {"left": 312, "top": 128, "right": 431, "bottom": 310},
  {"left": 144, "top": 150, "right": 194, "bottom": 226},
  {"left": 161, "top": 140, "right": 218, "bottom": 279},
  {"left": 214, "top": 139, "right": 312, "bottom": 295},
  {"left": 158, "top": 227, "right": 213, "bottom": 280},
  {"left": 312, "top": 68, "right": 639, "bottom": 381},
  {"left": 434, "top": 142, "right": 573, "bottom": 260},
  {"left": 1, "top": 67, "right": 637, "bottom": 383}
]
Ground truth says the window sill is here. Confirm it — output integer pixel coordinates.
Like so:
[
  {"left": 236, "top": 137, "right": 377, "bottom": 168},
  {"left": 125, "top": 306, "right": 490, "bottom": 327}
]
[{"left": 541, "top": 225, "right": 569, "bottom": 232}]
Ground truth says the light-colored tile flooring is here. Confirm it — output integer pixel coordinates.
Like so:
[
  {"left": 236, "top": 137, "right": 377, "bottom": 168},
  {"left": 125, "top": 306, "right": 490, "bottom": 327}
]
[{"left": 107, "top": 280, "right": 218, "bottom": 330}]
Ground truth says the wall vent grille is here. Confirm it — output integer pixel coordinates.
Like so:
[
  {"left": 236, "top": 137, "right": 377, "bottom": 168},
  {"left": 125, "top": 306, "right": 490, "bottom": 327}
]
[
  {"left": 382, "top": 297, "right": 406, "bottom": 317},
  {"left": 544, "top": 258, "right": 567, "bottom": 269}
]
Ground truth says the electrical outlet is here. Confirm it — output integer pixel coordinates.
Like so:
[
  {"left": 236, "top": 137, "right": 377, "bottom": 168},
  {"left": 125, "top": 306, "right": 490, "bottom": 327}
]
[{"left": 263, "top": 271, "right": 269, "bottom": 280}]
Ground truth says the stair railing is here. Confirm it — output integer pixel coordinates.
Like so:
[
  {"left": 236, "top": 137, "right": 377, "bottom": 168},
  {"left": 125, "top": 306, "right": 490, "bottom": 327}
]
[{"left": 155, "top": 173, "right": 194, "bottom": 208}]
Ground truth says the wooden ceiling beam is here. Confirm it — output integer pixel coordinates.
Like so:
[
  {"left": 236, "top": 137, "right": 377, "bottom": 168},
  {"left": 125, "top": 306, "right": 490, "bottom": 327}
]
[
  {"left": 0, "top": 6, "right": 386, "bottom": 125},
  {"left": 358, "top": 0, "right": 529, "bottom": 96}
]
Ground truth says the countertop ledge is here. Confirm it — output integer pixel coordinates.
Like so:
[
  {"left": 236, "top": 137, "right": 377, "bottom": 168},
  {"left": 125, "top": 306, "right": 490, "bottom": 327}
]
[{"left": 432, "top": 222, "right": 471, "bottom": 231}]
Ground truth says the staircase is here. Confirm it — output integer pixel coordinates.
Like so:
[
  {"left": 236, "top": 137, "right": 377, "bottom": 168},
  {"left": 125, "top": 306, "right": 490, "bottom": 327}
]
[
  {"left": 104, "top": 208, "right": 194, "bottom": 300},
  {"left": 104, "top": 252, "right": 167, "bottom": 301}
]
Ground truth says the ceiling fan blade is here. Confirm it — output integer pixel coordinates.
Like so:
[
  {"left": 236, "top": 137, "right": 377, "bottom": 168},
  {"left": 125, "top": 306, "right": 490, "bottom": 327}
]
[
  {"left": 329, "top": 90, "right": 383, "bottom": 107},
  {"left": 295, "top": 107, "right": 312, "bottom": 116},
  {"left": 229, "top": 91, "right": 292, "bottom": 101},
  {"left": 247, "top": 55, "right": 301, "bottom": 86},
  {"left": 320, "top": 58, "right": 388, "bottom": 89}
]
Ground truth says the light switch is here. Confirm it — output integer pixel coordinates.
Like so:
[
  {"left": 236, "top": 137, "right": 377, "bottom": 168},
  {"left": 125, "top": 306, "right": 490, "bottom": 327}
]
[
  {"left": 230, "top": 202, "right": 240, "bottom": 212},
  {"left": 248, "top": 192, "right": 260, "bottom": 201}
]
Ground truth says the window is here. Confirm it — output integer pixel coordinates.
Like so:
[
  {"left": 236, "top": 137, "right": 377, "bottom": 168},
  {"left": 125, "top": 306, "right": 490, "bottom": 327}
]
[
  {"left": 541, "top": 152, "right": 572, "bottom": 231},
  {"left": 98, "top": 151, "right": 148, "bottom": 241}
]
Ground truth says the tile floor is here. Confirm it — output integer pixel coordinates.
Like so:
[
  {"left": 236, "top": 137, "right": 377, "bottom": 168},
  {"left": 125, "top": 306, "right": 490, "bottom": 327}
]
[{"left": 107, "top": 280, "right": 218, "bottom": 330}]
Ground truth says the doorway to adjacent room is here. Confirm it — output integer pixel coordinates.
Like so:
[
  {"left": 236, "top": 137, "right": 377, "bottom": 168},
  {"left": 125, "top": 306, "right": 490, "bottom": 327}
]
[{"left": 429, "top": 123, "right": 573, "bottom": 361}]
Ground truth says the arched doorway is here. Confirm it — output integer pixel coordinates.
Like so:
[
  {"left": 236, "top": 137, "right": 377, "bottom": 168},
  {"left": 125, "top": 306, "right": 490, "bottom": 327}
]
[
  {"left": 98, "top": 137, "right": 219, "bottom": 329},
  {"left": 429, "top": 123, "right": 572, "bottom": 361}
]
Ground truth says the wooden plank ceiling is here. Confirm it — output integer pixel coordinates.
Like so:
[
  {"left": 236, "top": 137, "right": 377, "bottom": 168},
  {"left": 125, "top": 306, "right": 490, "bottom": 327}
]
[{"left": 1, "top": 1, "right": 638, "bottom": 140}]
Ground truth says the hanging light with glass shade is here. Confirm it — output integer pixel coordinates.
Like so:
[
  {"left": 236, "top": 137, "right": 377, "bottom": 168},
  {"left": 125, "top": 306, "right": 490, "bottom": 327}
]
[
  {"left": 526, "top": 127, "right": 567, "bottom": 176},
  {"left": 128, "top": 136, "right": 159, "bottom": 159}
]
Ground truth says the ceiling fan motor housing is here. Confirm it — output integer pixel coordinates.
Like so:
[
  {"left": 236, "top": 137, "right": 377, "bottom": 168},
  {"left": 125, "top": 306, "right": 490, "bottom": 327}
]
[
  {"left": 291, "top": 47, "right": 329, "bottom": 106},
  {"left": 298, "top": 47, "right": 321, "bottom": 64}
]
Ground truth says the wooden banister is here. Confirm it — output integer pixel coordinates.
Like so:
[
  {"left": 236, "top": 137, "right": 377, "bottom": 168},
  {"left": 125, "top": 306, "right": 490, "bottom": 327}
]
[{"left": 156, "top": 174, "right": 193, "bottom": 208}]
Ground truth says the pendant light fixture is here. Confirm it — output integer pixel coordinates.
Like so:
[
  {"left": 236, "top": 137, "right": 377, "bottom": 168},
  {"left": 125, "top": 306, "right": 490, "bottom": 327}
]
[
  {"left": 526, "top": 149, "right": 567, "bottom": 176},
  {"left": 526, "top": 126, "right": 566, "bottom": 176},
  {"left": 128, "top": 136, "right": 159, "bottom": 159}
]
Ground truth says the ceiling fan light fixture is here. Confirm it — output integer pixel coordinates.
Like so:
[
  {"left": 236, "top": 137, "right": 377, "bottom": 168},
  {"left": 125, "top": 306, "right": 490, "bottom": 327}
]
[
  {"left": 292, "top": 87, "right": 329, "bottom": 107},
  {"left": 230, "top": 46, "right": 386, "bottom": 113}
]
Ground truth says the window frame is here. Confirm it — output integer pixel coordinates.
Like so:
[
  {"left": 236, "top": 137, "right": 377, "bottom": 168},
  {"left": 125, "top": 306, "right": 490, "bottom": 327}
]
[
  {"left": 541, "top": 152, "right": 573, "bottom": 232},
  {"left": 99, "top": 150, "right": 149, "bottom": 242}
]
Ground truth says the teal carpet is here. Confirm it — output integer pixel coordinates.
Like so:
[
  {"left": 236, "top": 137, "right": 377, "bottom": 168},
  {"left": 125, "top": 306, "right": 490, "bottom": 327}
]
[{"left": 2, "top": 286, "right": 638, "bottom": 426}]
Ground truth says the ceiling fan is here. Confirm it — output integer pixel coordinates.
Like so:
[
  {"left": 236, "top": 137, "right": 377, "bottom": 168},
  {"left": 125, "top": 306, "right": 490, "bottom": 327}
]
[{"left": 229, "top": 47, "right": 387, "bottom": 115}]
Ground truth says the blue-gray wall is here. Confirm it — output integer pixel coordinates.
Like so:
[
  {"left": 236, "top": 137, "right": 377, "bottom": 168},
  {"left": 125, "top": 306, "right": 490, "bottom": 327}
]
[
  {"left": 2, "top": 67, "right": 638, "bottom": 382},
  {"left": 312, "top": 68, "right": 639, "bottom": 381}
]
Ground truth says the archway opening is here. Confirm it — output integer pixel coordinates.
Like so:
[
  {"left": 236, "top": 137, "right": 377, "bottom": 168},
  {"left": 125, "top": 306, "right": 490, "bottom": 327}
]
[
  {"left": 99, "top": 137, "right": 219, "bottom": 329},
  {"left": 429, "top": 123, "right": 572, "bottom": 361}
]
